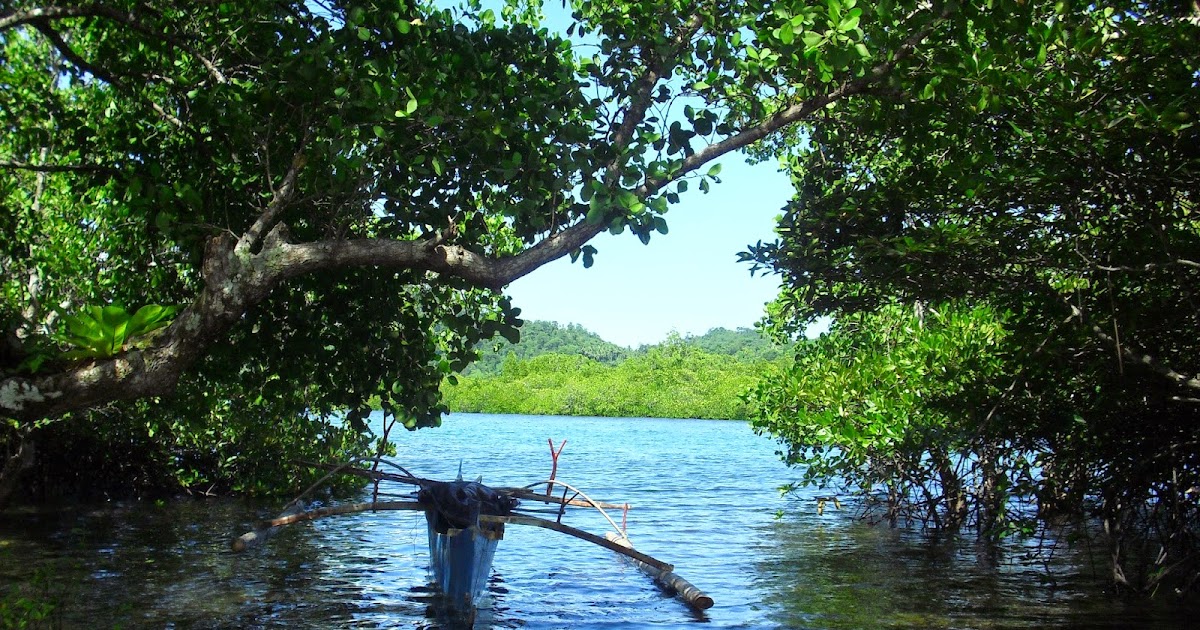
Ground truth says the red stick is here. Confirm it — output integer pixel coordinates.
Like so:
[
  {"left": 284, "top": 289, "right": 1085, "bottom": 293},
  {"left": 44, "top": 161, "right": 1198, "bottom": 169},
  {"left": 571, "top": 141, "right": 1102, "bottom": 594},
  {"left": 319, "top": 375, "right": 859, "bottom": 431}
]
[{"left": 546, "top": 438, "right": 566, "bottom": 495}]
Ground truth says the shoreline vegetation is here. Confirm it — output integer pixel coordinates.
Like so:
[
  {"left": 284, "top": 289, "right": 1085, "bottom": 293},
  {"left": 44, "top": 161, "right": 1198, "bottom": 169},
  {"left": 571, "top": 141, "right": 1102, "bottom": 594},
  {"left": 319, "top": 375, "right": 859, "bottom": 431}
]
[{"left": 439, "top": 321, "right": 788, "bottom": 420}]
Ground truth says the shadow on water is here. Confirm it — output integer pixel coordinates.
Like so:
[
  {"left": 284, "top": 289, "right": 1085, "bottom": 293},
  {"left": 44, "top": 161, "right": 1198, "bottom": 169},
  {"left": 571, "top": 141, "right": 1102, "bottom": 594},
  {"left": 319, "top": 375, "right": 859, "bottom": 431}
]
[
  {"left": 753, "top": 506, "right": 1200, "bottom": 629},
  {"left": 0, "top": 498, "right": 446, "bottom": 628}
]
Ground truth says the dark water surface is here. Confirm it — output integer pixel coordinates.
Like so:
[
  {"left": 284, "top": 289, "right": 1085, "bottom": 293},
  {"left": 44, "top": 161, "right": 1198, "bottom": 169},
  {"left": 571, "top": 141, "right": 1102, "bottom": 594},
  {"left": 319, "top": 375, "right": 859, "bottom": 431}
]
[{"left": 1, "top": 413, "right": 1195, "bottom": 628}]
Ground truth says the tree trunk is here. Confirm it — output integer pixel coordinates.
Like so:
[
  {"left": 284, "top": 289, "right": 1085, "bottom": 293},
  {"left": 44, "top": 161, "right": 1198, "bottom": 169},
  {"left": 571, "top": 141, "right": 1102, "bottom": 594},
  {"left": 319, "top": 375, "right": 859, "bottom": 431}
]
[
  {"left": 0, "top": 431, "right": 35, "bottom": 508},
  {"left": 931, "top": 447, "right": 968, "bottom": 529}
]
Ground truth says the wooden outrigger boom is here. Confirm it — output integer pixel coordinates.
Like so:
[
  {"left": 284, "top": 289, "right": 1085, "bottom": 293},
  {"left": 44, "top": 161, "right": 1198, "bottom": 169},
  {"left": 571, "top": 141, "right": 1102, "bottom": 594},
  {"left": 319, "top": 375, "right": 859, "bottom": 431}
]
[
  {"left": 481, "top": 514, "right": 673, "bottom": 572},
  {"left": 231, "top": 454, "right": 713, "bottom": 621},
  {"left": 605, "top": 532, "right": 715, "bottom": 610}
]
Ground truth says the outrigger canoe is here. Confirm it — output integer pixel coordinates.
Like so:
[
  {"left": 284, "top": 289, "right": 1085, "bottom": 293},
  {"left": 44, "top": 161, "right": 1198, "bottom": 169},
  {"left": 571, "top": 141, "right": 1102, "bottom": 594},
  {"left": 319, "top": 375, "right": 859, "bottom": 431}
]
[{"left": 231, "top": 451, "right": 713, "bottom": 625}]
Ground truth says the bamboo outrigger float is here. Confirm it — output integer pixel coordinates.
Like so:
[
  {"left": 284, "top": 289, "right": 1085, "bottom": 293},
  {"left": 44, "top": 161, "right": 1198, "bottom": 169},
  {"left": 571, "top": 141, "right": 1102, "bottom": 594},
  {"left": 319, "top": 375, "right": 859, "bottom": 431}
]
[{"left": 231, "top": 443, "right": 713, "bottom": 624}]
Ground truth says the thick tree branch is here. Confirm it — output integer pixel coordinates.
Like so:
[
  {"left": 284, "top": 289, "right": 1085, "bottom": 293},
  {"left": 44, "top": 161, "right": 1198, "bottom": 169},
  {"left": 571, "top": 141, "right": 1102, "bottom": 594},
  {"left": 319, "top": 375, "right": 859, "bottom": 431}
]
[
  {"left": 0, "top": 219, "right": 594, "bottom": 422},
  {"left": 274, "top": 221, "right": 603, "bottom": 290}
]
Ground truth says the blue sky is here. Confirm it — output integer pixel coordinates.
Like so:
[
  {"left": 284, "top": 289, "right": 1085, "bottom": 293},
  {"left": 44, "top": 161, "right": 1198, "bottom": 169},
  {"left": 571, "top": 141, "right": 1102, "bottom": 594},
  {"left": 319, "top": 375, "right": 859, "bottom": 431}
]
[{"left": 506, "top": 156, "right": 794, "bottom": 348}]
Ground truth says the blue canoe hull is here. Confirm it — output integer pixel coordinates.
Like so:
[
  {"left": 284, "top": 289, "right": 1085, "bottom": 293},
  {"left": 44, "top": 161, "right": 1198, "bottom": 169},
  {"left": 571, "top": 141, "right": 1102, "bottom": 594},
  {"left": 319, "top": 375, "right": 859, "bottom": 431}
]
[{"left": 425, "top": 509, "right": 504, "bottom": 612}]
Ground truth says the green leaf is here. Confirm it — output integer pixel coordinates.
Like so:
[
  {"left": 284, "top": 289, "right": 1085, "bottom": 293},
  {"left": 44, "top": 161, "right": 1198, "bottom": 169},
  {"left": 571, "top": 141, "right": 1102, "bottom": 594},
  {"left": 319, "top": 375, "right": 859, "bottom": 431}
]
[
  {"left": 127, "top": 305, "right": 164, "bottom": 332},
  {"left": 707, "top": 163, "right": 722, "bottom": 177},
  {"left": 617, "top": 190, "right": 639, "bottom": 210},
  {"left": 586, "top": 196, "right": 606, "bottom": 224}
]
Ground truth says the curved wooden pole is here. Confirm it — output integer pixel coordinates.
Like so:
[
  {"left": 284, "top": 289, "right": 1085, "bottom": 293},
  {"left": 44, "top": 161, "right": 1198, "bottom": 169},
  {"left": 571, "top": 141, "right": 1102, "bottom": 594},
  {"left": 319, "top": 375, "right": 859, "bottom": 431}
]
[{"left": 480, "top": 514, "right": 673, "bottom": 573}]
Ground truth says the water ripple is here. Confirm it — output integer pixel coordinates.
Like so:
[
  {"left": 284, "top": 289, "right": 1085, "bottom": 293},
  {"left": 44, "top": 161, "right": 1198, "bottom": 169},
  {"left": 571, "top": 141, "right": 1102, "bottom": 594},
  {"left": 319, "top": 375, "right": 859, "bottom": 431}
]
[{"left": 1, "top": 413, "right": 1196, "bottom": 628}]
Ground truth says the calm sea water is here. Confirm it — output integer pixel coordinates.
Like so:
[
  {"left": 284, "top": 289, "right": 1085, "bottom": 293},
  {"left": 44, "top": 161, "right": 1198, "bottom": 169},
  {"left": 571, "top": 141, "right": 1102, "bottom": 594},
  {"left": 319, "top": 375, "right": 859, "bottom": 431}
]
[{"left": 1, "top": 413, "right": 1195, "bottom": 628}]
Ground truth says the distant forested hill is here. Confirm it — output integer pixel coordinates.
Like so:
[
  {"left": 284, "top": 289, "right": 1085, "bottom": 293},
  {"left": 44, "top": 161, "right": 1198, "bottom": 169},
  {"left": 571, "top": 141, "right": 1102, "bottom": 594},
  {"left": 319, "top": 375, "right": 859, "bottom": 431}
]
[
  {"left": 466, "top": 320, "right": 629, "bottom": 374},
  {"left": 679, "top": 327, "right": 786, "bottom": 361},
  {"left": 468, "top": 321, "right": 785, "bottom": 374},
  {"left": 447, "top": 321, "right": 791, "bottom": 419}
]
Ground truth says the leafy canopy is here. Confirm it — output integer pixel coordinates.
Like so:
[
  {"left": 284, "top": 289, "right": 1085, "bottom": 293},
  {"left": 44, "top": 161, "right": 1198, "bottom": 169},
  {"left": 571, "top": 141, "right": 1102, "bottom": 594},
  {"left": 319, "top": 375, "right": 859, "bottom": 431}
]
[
  {"left": 743, "top": 0, "right": 1200, "bottom": 593},
  {"left": 0, "top": 0, "right": 966, "bottom": 499}
]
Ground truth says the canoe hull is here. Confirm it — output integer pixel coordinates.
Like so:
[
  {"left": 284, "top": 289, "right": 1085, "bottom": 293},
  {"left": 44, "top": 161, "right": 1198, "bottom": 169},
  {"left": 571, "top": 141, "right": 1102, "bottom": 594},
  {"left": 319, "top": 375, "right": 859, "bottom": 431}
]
[{"left": 425, "top": 509, "right": 504, "bottom": 613}]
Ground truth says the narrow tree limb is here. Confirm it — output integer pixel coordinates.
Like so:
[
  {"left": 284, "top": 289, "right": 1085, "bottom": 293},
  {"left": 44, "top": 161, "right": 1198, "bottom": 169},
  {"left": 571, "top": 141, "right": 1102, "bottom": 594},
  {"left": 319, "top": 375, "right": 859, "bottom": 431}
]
[
  {"left": 1, "top": 4, "right": 227, "bottom": 85},
  {"left": 237, "top": 143, "right": 309, "bottom": 255},
  {"left": 607, "top": 14, "right": 704, "bottom": 158},
  {"left": 33, "top": 22, "right": 122, "bottom": 85},
  {"left": 30, "top": 21, "right": 186, "bottom": 129},
  {"left": 1074, "top": 246, "right": 1200, "bottom": 273},
  {"left": 663, "top": 6, "right": 947, "bottom": 186},
  {"left": 0, "top": 5, "right": 117, "bottom": 31},
  {"left": 1068, "top": 303, "right": 1200, "bottom": 392},
  {"left": 0, "top": 161, "right": 119, "bottom": 175}
]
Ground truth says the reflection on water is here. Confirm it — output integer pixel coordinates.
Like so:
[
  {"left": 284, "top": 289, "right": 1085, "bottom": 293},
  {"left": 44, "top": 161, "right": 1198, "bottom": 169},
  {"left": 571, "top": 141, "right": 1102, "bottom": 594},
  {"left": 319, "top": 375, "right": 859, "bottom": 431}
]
[
  {"left": 1, "top": 413, "right": 1196, "bottom": 628},
  {"left": 755, "top": 505, "right": 1198, "bottom": 629}
]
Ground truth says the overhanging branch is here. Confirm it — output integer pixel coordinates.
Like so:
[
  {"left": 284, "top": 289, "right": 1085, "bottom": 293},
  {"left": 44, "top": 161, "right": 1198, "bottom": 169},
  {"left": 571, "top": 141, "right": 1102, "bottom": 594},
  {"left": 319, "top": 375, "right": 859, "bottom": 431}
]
[
  {"left": 2, "top": 4, "right": 227, "bottom": 85},
  {"left": 0, "top": 3, "right": 951, "bottom": 438},
  {"left": 663, "top": 6, "right": 946, "bottom": 186}
]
